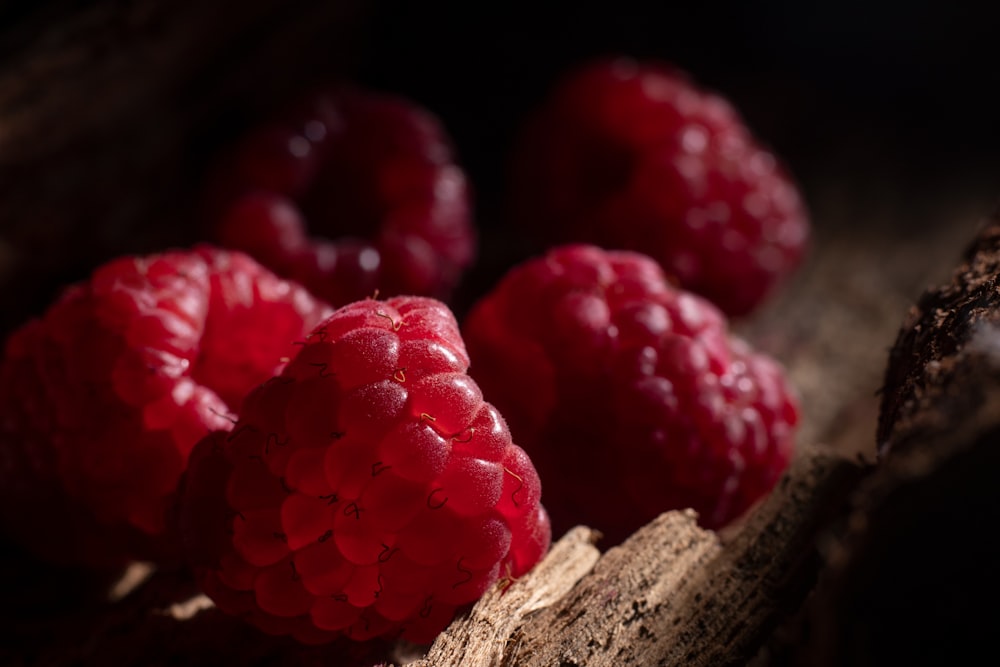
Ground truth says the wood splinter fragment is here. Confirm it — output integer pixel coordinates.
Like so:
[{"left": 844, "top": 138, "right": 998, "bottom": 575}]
[
  {"left": 407, "top": 525, "right": 602, "bottom": 667},
  {"left": 404, "top": 442, "right": 862, "bottom": 667},
  {"left": 161, "top": 594, "right": 215, "bottom": 621}
]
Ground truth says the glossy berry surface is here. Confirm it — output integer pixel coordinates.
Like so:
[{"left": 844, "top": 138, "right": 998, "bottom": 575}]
[
  {"left": 177, "top": 296, "right": 549, "bottom": 644},
  {"left": 210, "top": 87, "right": 476, "bottom": 308},
  {"left": 463, "top": 244, "right": 799, "bottom": 544},
  {"left": 0, "top": 246, "right": 332, "bottom": 567},
  {"left": 511, "top": 57, "right": 810, "bottom": 316}
]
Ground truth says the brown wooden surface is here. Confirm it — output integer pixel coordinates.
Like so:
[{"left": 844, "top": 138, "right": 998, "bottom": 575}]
[{"left": 783, "top": 213, "right": 1000, "bottom": 667}]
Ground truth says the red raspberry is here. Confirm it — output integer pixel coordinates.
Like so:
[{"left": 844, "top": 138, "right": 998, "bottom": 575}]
[
  {"left": 209, "top": 87, "right": 476, "bottom": 308},
  {"left": 0, "top": 246, "right": 332, "bottom": 567},
  {"left": 510, "top": 57, "right": 810, "bottom": 316},
  {"left": 176, "top": 296, "right": 550, "bottom": 645},
  {"left": 463, "top": 245, "right": 799, "bottom": 544}
]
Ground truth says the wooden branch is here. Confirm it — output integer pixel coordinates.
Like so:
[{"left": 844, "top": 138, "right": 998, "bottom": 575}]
[
  {"left": 785, "top": 213, "right": 1000, "bottom": 666},
  {"left": 507, "top": 511, "right": 720, "bottom": 667},
  {"left": 877, "top": 212, "right": 1000, "bottom": 451},
  {"left": 407, "top": 442, "right": 861, "bottom": 667},
  {"left": 409, "top": 526, "right": 602, "bottom": 667},
  {"left": 792, "top": 380, "right": 1000, "bottom": 666}
]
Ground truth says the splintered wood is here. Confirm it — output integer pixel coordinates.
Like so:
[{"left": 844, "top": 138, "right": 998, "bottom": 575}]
[
  {"left": 793, "top": 213, "right": 1000, "bottom": 666},
  {"left": 408, "top": 526, "right": 602, "bottom": 666},
  {"left": 407, "top": 443, "right": 860, "bottom": 667}
]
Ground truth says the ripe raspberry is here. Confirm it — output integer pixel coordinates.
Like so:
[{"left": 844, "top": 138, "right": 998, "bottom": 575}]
[
  {"left": 176, "top": 296, "right": 550, "bottom": 644},
  {"left": 209, "top": 87, "right": 476, "bottom": 308},
  {"left": 0, "top": 246, "right": 332, "bottom": 567},
  {"left": 510, "top": 57, "right": 810, "bottom": 316},
  {"left": 463, "top": 245, "right": 799, "bottom": 544}
]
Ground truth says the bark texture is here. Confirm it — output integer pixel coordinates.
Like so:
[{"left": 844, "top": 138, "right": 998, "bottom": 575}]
[{"left": 789, "top": 212, "right": 1000, "bottom": 666}]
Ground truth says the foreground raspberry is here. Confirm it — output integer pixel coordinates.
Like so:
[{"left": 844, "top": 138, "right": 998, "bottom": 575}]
[
  {"left": 177, "top": 296, "right": 550, "bottom": 644},
  {"left": 510, "top": 57, "right": 809, "bottom": 316},
  {"left": 209, "top": 86, "right": 476, "bottom": 307},
  {"left": 463, "top": 245, "right": 799, "bottom": 544},
  {"left": 0, "top": 246, "right": 332, "bottom": 567}
]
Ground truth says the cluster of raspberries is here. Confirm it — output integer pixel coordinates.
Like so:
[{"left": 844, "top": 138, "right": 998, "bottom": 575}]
[{"left": 0, "top": 56, "right": 806, "bottom": 648}]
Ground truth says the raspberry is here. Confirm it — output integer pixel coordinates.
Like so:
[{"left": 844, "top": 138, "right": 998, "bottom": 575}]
[
  {"left": 463, "top": 245, "right": 799, "bottom": 544},
  {"left": 209, "top": 87, "right": 476, "bottom": 308},
  {"left": 0, "top": 246, "right": 332, "bottom": 567},
  {"left": 176, "top": 296, "right": 550, "bottom": 644},
  {"left": 510, "top": 57, "right": 810, "bottom": 316}
]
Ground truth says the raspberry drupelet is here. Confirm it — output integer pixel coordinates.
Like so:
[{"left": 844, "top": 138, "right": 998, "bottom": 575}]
[
  {"left": 0, "top": 246, "right": 332, "bottom": 567},
  {"left": 510, "top": 57, "right": 810, "bottom": 316},
  {"left": 209, "top": 87, "right": 476, "bottom": 308},
  {"left": 463, "top": 244, "right": 799, "bottom": 544},
  {"left": 176, "top": 296, "right": 550, "bottom": 644}
]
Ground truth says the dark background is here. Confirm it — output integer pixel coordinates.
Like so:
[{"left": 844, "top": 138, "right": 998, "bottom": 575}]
[
  {"left": 1, "top": 0, "right": 999, "bottom": 331},
  {"left": 353, "top": 1, "right": 1000, "bottom": 227}
]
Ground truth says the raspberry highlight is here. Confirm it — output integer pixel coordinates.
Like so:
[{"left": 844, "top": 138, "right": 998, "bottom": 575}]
[{"left": 177, "top": 296, "right": 550, "bottom": 644}]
